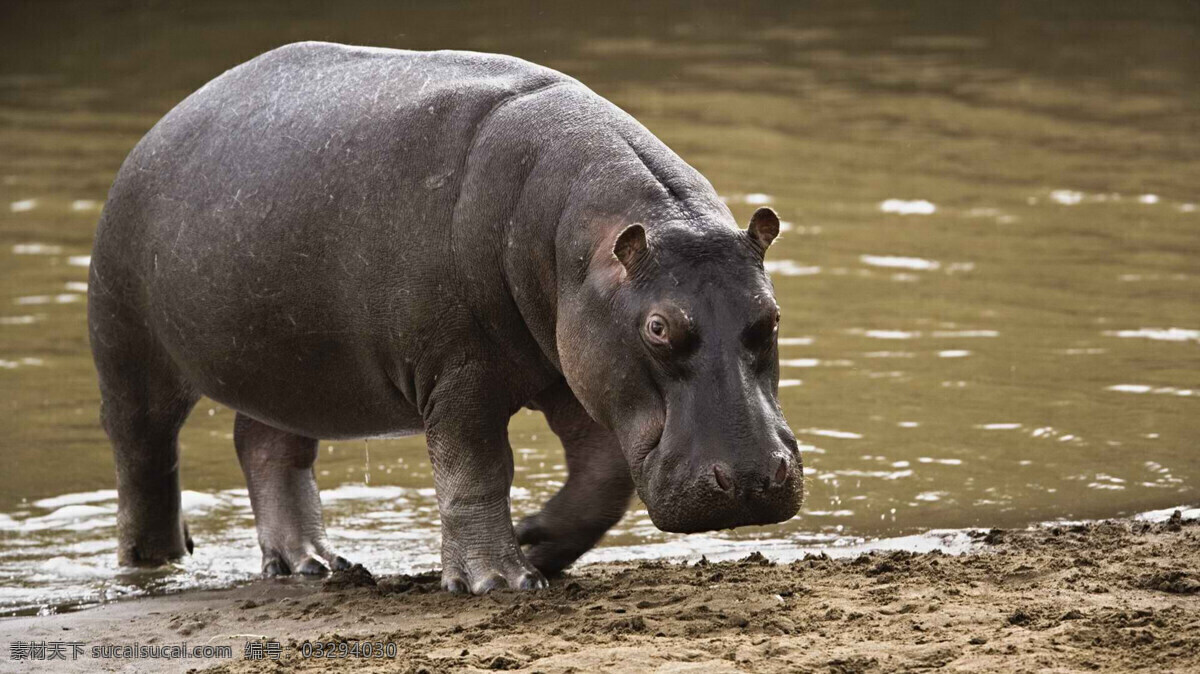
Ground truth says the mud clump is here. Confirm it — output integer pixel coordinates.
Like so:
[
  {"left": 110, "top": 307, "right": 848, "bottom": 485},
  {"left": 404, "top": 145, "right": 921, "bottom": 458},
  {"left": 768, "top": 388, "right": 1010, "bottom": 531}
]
[
  {"left": 377, "top": 570, "right": 442, "bottom": 595},
  {"left": 486, "top": 654, "right": 522, "bottom": 670},
  {"left": 1165, "top": 509, "right": 1184, "bottom": 532},
  {"left": 1139, "top": 570, "right": 1200, "bottom": 595},
  {"left": 1007, "top": 609, "right": 1034, "bottom": 626},
  {"left": 739, "top": 551, "right": 772, "bottom": 566},
  {"left": 323, "top": 563, "right": 377, "bottom": 591}
]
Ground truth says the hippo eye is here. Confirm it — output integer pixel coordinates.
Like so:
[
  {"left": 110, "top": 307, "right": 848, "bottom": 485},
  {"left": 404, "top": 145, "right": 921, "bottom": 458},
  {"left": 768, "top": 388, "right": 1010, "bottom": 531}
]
[
  {"left": 645, "top": 315, "right": 669, "bottom": 345},
  {"left": 744, "top": 308, "right": 779, "bottom": 352}
]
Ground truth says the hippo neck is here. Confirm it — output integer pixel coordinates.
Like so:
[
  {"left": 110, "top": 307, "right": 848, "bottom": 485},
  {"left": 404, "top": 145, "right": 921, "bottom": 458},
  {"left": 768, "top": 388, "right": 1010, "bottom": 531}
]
[
  {"left": 499, "top": 110, "right": 735, "bottom": 382},
  {"left": 561, "top": 124, "right": 738, "bottom": 289}
]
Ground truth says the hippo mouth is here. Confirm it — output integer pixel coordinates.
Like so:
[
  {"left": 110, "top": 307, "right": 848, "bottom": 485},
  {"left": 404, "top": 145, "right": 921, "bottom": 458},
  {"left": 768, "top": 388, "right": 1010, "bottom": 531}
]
[{"left": 642, "top": 459, "right": 804, "bottom": 534}]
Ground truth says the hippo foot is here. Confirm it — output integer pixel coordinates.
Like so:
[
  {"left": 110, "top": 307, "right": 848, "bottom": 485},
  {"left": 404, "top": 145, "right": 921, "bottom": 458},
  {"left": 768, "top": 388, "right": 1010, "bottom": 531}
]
[
  {"left": 518, "top": 379, "right": 634, "bottom": 578},
  {"left": 118, "top": 520, "right": 194, "bottom": 567},
  {"left": 260, "top": 541, "right": 352, "bottom": 578},
  {"left": 261, "top": 555, "right": 351, "bottom": 578},
  {"left": 516, "top": 513, "right": 606, "bottom": 578},
  {"left": 440, "top": 551, "right": 548, "bottom": 595}
]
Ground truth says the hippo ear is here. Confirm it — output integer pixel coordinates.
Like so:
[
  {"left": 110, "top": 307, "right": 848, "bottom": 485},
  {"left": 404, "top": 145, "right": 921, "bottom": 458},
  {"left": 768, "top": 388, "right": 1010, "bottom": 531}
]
[
  {"left": 746, "top": 207, "right": 780, "bottom": 253},
  {"left": 613, "top": 223, "right": 648, "bottom": 272}
]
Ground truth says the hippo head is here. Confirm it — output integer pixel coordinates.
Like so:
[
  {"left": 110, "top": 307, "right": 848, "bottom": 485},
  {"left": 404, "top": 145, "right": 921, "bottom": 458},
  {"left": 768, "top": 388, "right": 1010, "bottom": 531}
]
[{"left": 559, "top": 207, "right": 803, "bottom": 533}]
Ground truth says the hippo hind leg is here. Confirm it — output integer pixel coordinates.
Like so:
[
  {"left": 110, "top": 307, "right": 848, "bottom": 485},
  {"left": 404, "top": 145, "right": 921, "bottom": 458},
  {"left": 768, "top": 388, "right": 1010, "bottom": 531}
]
[
  {"left": 233, "top": 413, "right": 350, "bottom": 577},
  {"left": 93, "top": 328, "right": 199, "bottom": 566},
  {"left": 517, "top": 380, "right": 634, "bottom": 576}
]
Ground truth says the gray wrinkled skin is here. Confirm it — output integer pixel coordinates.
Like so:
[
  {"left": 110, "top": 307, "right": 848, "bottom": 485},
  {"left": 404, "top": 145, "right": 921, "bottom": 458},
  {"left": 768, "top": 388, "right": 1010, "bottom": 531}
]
[{"left": 88, "top": 42, "right": 803, "bottom": 595}]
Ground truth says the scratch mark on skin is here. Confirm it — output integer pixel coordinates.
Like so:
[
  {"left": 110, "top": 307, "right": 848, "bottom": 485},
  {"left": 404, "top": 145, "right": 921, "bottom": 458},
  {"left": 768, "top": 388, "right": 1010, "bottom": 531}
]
[
  {"left": 283, "top": 135, "right": 317, "bottom": 154},
  {"left": 415, "top": 75, "right": 431, "bottom": 100},
  {"left": 170, "top": 219, "right": 190, "bottom": 263}
]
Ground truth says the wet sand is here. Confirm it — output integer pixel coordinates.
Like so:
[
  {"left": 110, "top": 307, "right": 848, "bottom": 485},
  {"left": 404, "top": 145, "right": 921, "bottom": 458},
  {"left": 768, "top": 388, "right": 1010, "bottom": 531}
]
[{"left": 2, "top": 512, "right": 1197, "bottom": 673}]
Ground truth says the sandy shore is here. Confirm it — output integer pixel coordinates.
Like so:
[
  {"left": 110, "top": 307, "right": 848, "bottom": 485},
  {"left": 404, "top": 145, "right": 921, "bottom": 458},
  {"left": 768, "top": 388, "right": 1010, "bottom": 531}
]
[{"left": 2, "top": 512, "right": 1197, "bottom": 673}]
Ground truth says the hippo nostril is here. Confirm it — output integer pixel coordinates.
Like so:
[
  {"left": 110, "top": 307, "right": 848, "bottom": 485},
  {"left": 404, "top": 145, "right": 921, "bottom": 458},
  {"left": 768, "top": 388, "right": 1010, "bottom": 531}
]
[
  {"left": 773, "top": 456, "right": 789, "bottom": 486},
  {"left": 713, "top": 465, "right": 733, "bottom": 492}
]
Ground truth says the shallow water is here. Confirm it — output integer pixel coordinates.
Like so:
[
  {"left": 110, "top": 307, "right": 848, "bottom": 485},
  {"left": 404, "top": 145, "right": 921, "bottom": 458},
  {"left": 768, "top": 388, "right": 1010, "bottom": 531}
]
[{"left": 1, "top": 1, "right": 1197, "bottom": 615}]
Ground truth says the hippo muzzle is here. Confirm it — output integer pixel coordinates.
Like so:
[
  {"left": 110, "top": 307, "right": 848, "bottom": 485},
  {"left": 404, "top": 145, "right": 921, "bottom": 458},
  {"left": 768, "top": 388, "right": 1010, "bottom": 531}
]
[{"left": 638, "top": 422, "right": 805, "bottom": 534}]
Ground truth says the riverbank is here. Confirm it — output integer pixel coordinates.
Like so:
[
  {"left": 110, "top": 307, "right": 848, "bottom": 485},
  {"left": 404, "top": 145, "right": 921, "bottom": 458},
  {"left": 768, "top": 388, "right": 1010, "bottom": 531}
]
[{"left": 2, "top": 511, "right": 1197, "bottom": 673}]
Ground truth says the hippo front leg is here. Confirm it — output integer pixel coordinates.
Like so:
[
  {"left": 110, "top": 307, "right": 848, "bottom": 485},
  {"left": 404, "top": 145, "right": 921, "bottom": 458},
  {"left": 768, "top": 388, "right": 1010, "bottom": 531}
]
[
  {"left": 424, "top": 388, "right": 547, "bottom": 595},
  {"left": 517, "top": 381, "right": 634, "bottom": 576}
]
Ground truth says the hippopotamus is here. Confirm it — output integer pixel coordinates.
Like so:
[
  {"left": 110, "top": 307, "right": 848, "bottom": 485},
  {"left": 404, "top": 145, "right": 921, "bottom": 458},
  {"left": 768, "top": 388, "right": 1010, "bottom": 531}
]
[{"left": 88, "top": 41, "right": 803, "bottom": 594}]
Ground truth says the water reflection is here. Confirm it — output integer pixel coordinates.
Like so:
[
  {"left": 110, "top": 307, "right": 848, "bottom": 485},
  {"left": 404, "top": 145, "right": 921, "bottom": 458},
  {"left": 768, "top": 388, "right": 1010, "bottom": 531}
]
[
  {"left": 1107, "top": 384, "right": 1195, "bottom": 397},
  {"left": 879, "top": 199, "right": 936, "bottom": 215},
  {"left": 859, "top": 255, "right": 942, "bottom": 271},
  {"left": 1104, "top": 328, "right": 1199, "bottom": 342},
  {"left": 1, "top": 0, "right": 1198, "bottom": 615}
]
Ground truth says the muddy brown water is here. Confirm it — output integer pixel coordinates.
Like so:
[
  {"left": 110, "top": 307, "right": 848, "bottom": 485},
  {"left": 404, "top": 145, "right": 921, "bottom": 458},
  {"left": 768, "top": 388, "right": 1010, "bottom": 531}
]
[{"left": 0, "top": 1, "right": 1197, "bottom": 614}]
